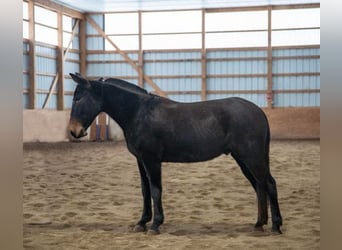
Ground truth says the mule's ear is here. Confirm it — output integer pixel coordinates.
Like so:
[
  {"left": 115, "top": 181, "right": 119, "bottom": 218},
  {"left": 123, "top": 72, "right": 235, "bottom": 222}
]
[{"left": 69, "top": 72, "right": 91, "bottom": 88}]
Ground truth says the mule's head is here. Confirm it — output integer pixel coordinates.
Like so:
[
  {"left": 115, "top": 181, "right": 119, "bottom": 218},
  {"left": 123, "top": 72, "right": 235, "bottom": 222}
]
[{"left": 68, "top": 73, "right": 103, "bottom": 139}]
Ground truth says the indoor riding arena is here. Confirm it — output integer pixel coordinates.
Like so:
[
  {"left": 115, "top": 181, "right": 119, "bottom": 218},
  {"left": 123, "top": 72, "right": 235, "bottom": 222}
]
[{"left": 23, "top": 0, "right": 320, "bottom": 249}]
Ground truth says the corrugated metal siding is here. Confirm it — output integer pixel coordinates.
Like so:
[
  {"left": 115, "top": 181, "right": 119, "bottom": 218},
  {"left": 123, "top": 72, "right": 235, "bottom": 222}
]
[
  {"left": 64, "top": 77, "right": 77, "bottom": 109},
  {"left": 272, "top": 48, "right": 320, "bottom": 57},
  {"left": 207, "top": 93, "right": 267, "bottom": 106},
  {"left": 86, "top": 14, "right": 104, "bottom": 51},
  {"left": 143, "top": 51, "right": 202, "bottom": 102},
  {"left": 206, "top": 49, "right": 268, "bottom": 107},
  {"left": 64, "top": 61, "right": 80, "bottom": 76},
  {"left": 35, "top": 45, "right": 57, "bottom": 57},
  {"left": 86, "top": 14, "right": 103, "bottom": 35},
  {"left": 207, "top": 50, "right": 267, "bottom": 59},
  {"left": 207, "top": 60, "right": 267, "bottom": 75},
  {"left": 87, "top": 53, "right": 139, "bottom": 61},
  {"left": 23, "top": 74, "right": 30, "bottom": 90},
  {"left": 207, "top": 77, "right": 267, "bottom": 91},
  {"left": 64, "top": 78, "right": 77, "bottom": 92},
  {"left": 65, "top": 51, "right": 80, "bottom": 61},
  {"left": 144, "top": 51, "right": 201, "bottom": 60},
  {"left": 36, "top": 57, "right": 57, "bottom": 74},
  {"left": 86, "top": 37, "right": 105, "bottom": 51},
  {"left": 64, "top": 95, "right": 73, "bottom": 109},
  {"left": 168, "top": 94, "right": 202, "bottom": 103},
  {"left": 34, "top": 43, "right": 58, "bottom": 109},
  {"left": 36, "top": 75, "right": 55, "bottom": 92},
  {"left": 145, "top": 78, "right": 201, "bottom": 92},
  {"left": 71, "top": 36, "right": 80, "bottom": 50},
  {"left": 272, "top": 47, "right": 320, "bottom": 107},
  {"left": 87, "top": 62, "right": 138, "bottom": 77},
  {"left": 144, "top": 61, "right": 201, "bottom": 76},
  {"left": 273, "top": 58, "right": 319, "bottom": 73},
  {"left": 273, "top": 76, "right": 319, "bottom": 90},
  {"left": 36, "top": 93, "right": 57, "bottom": 109}
]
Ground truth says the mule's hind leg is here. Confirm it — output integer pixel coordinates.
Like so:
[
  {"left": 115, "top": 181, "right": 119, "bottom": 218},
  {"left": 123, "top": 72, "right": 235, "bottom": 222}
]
[
  {"left": 254, "top": 182, "right": 268, "bottom": 230},
  {"left": 234, "top": 157, "right": 256, "bottom": 191},
  {"left": 266, "top": 174, "right": 283, "bottom": 233},
  {"left": 232, "top": 155, "right": 268, "bottom": 231}
]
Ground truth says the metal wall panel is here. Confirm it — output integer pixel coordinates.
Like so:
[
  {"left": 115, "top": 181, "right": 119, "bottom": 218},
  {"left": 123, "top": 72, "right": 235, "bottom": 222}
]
[
  {"left": 36, "top": 75, "right": 55, "bottom": 92},
  {"left": 207, "top": 49, "right": 267, "bottom": 59},
  {"left": 35, "top": 45, "right": 57, "bottom": 57},
  {"left": 36, "top": 56, "right": 57, "bottom": 74},
  {"left": 72, "top": 36, "right": 80, "bottom": 50},
  {"left": 87, "top": 62, "right": 138, "bottom": 77},
  {"left": 207, "top": 93, "right": 267, "bottom": 107},
  {"left": 272, "top": 47, "right": 320, "bottom": 107},
  {"left": 168, "top": 94, "right": 202, "bottom": 103},
  {"left": 272, "top": 48, "right": 320, "bottom": 57},
  {"left": 64, "top": 95, "right": 73, "bottom": 109},
  {"left": 144, "top": 61, "right": 201, "bottom": 76},
  {"left": 65, "top": 51, "right": 80, "bottom": 61},
  {"left": 35, "top": 44, "right": 57, "bottom": 109},
  {"left": 23, "top": 74, "right": 29, "bottom": 90},
  {"left": 86, "top": 14, "right": 104, "bottom": 35},
  {"left": 273, "top": 75, "right": 320, "bottom": 90},
  {"left": 86, "top": 14, "right": 104, "bottom": 51},
  {"left": 207, "top": 60, "right": 267, "bottom": 75},
  {"left": 145, "top": 78, "right": 201, "bottom": 92},
  {"left": 64, "top": 61, "right": 80, "bottom": 76},
  {"left": 144, "top": 51, "right": 201, "bottom": 60},
  {"left": 23, "top": 54, "right": 29, "bottom": 71},
  {"left": 87, "top": 53, "right": 139, "bottom": 61},
  {"left": 36, "top": 93, "right": 57, "bottom": 109},
  {"left": 273, "top": 58, "right": 319, "bottom": 73},
  {"left": 207, "top": 77, "right": 267, "bottom": 91},
  {"left": 64, "top": 78, "right": 77, "bottom": 92},
  {"left": 86, "top": 37, "right": 105, "bottom": 51},
  {"left": 205, "top": 49, "right": 268, "bottom": 107}
]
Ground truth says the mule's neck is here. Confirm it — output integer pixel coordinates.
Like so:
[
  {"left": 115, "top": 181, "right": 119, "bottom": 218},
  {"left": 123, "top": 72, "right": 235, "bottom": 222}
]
[{"left": 101, "top": 83, "right": 142, "bottom": 130}]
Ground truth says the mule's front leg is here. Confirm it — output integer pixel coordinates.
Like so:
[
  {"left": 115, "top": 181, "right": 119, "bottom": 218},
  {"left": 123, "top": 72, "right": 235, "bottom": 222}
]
[
  {"left": 134, "top": 160, "right": 152, "bottom": 232},
  {"left": 143, "top": 160, "right": 164, "bottom": 234}
]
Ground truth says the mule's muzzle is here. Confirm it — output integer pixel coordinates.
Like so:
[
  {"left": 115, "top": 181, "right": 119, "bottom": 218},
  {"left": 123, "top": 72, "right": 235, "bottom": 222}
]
[{"left": 69, "top": 119, "right": 88, "bottom": 139}]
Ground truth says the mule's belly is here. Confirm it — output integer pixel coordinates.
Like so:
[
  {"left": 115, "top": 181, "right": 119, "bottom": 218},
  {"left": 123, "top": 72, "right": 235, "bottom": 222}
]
[{"left": 161, "top": 140, "right": 228, "bottom": 163}]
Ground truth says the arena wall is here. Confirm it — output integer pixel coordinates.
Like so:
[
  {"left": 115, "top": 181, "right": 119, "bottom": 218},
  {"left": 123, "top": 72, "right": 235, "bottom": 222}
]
[{"left": 23, "top": 107, "right": 319, "bottom": 142}]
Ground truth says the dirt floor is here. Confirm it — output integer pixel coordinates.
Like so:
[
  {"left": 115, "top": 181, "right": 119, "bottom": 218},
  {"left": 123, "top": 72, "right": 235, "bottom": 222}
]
[{"left": 23, "top": 140, "right": 320, "bottom": 249}]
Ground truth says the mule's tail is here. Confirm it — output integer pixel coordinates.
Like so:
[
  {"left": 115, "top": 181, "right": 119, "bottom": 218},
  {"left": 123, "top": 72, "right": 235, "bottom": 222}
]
[
  {"left": 263, "top": 113, "right": 283, "bottom": 232},
  {"left": 263, "top": 112, "right": 271, "bottom": 171}
]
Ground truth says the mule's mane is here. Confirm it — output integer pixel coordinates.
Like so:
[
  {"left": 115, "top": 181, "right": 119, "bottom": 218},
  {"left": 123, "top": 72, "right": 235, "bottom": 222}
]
[{"left": 103, "top": 78, "right": 149, "bottom": 95}]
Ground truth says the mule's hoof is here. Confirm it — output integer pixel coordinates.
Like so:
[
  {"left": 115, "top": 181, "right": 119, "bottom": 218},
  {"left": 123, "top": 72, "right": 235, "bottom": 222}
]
[
  {"left": 133, "top": 224, "right": 146, "bottom": 232},
  {"left": 271, "top": 227, "right": 282, "bottom": 234},
  {"left": 253, "top": 226, "right": 264, "bottom": 232},
  {"left": 147, "top": 229, "right": 160, "bottom": 235}
]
